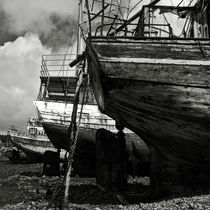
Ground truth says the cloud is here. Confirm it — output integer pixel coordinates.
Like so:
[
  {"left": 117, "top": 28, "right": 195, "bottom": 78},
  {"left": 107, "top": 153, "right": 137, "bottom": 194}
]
[
  {"left": 0, "top": 1, "right": 79, "bottom": 131},
  {"left": 0, "top": 0, "right": 78, "bottom": 32},
  {"left": 0, "top": 0, "right": 78, "bottom": 51},
  {"left": 40, "top": 13, "right": 77, "bottom": 51},
  {"left": 0, "top": 33, "right": 51, "bottom": 130}
]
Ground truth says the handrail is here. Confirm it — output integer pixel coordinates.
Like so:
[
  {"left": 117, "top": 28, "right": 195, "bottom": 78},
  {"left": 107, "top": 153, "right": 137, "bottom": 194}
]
[{"left": 40, "top": 54, "right": 78, "bottom": 77}]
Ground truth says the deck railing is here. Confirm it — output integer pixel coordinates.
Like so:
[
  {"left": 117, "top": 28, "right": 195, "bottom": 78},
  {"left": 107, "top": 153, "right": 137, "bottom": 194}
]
[{"left": 41, "top": 54, "right": 78, "bottom": 77}]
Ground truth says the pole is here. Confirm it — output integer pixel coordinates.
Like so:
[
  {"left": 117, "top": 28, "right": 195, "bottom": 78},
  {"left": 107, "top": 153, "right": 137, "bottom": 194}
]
[{"left": 101, "top": 0, "right": 105, "bottom": 35}]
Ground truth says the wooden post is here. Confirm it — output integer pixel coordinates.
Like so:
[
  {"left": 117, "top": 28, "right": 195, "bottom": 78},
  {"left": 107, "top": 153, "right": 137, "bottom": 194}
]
[
  {"left": 96, "top": 128, "right": 127, "bottom": 190},
  {"left": 150, "top": 146, "right": 162, "bottom": 198},
  {"left": 43, "top": 150, "right": 60, "bottom": 177}
]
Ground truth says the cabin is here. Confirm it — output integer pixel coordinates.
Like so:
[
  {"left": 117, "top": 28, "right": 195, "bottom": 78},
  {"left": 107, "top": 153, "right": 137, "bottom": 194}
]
[{"left": 38, "top": 54, "right": 96, "bottom": 104}]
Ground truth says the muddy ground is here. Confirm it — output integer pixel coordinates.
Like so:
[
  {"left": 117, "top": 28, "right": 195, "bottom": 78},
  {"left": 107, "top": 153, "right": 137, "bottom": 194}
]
[{"left": 1, "top": 154, "right": 210, "bottom": 210}]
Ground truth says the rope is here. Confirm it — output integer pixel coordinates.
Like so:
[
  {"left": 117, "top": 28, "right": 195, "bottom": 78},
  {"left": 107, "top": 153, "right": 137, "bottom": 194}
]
[
  {"left": 58, "top": 22, "right": 78, "bottom": 77},
  {"left": 46, "top": 60, "right": 88, "bottom": 209},
  {"left": 63, "top": 76, "right": 88, "bottom": 209},
  {"left": 127, "top": 0, "right": 143, "bottom": 17},
  {"left": 116, "top": 0, "right": 124, "bottom": 20},
  {"left": 177, "top": 0, "right": 185, "bottom": 7}
]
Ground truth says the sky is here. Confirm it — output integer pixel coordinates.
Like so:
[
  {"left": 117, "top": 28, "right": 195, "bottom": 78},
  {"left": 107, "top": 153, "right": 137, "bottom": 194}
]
[{"left": 0, "top": 0, "right": 78, "bottom": 131}]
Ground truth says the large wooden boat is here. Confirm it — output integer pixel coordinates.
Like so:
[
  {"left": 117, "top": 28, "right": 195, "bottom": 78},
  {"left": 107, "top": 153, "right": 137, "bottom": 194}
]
[
  {"left": 81, "top": 0, "right": 210, "bottom": 196},
  {"left": 8, "top": 118, "right": 65, "bottom": 162}
]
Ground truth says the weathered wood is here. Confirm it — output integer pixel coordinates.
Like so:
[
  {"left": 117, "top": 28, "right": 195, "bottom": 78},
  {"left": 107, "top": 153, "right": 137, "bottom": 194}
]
[
  {"left": 150, "top": 146, "right": 210, "bottom": 197},
  {"left": 100, "top": 59, "right": 210, "bottom": 87},
  {"left": 43, "top": 150, "right": 60, "bottom": 176},
  {"left": 92, "top": 39, "right": 210, "bottom": 60},
  {"left": 96, "top": 128, "right": 127, "bottom": 189},
  {"left": 86, "top": 36, "right": 210, "bottom": 196}
]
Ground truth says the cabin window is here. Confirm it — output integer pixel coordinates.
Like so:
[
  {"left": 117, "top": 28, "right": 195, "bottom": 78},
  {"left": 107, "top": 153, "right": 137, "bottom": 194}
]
[{"left": 29, "top": 128, "right": 37, "bottom": 135}]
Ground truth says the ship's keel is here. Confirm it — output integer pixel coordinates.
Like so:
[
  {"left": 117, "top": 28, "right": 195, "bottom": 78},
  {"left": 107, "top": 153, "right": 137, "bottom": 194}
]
[{"left": 150, "top": 147, "right": 210, "bottom": 198}]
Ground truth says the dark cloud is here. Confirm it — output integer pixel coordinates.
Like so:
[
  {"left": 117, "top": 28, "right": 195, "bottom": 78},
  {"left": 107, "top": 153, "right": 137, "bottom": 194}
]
[
  {"left": 0, "top": 0, "right": 78, "bottom": 51},
  {"left": 40, "top": 13, "right": 77, "bottom": 52},
  {"left": 0, "top": 7, "right": 20, "bottom": 45}
]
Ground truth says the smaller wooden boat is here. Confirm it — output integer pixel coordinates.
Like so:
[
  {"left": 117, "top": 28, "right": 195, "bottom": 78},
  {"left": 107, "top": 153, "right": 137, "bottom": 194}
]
[{"left": 8, "top": 118, "right": 65, "bottom": 162}]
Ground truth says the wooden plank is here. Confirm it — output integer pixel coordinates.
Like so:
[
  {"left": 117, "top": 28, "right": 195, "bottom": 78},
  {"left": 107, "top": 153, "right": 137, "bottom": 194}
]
[
  {"left": 100, "top": 79, "right": 210, "bottom": 164},
  {"left": 100, "top": 60, "right": 210, "bottom": 87},
  {"left": 93, "top": 42, "right": 210, "bottom": 60}
]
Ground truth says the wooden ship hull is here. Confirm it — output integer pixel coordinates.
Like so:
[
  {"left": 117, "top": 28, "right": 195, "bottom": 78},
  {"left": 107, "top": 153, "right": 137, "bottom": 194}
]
[
  {"left": 42, "top": 121, "right": 98, "bottom": 151},
  {"left": 42, "top": 121, "right": 150, "bottom": 177},
  {"left": 86, "top": 36, "right": 210, "bottom": 195},
  {"left": 34, "top": 99, "right": 139, "bottom": 149},
  {"left": 34, "top": 97, "right": 150, "bottom": 177}
]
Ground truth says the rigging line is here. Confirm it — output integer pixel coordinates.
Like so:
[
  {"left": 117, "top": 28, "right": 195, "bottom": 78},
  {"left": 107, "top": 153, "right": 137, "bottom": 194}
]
[
  {"left": 126, "top": 0, "right": 131, "bottom": 20},
  {"left": 109, "top": 0, "right": 113, "bottom": 16},
  {"left": 60, "top": 26, "right": 77, "bottom": 101},
  {"left": 177, "top": 0, "right": 185, "bottom": 7},
  {"left": 128, "top": 0, "right": 143, "bottom": 17},
  {"left": 179, "top": 16, "right": 190, "bottom": 37},
  {"left": 162, "top": 13, "right": 173, "bottom": 37},
  {"left": 115, "top": 0, "right": 126, "bottom": 21},
  {"left": 85, "top": 0, "right": 92, "bottom": 37},
  {"left": 162, "top": 13, "right": 170, "bottom": 26},
  {"left": 58, "top": 11, "right": 78, "bottom": 77},
  {"left": 185, "top": 17, "right": 192, "bottom": 37},
  {"left": 187, "top": 0, "right": 194, "bottom": 7},
  {"left": 91, "top": 0, "right": 95, "bottom": 11},
  {"left": 65, "top": 44, "right": 75, "bottom": 101},
  {"left": 58, "top": 26, "right": 77, "bottom": 77}
]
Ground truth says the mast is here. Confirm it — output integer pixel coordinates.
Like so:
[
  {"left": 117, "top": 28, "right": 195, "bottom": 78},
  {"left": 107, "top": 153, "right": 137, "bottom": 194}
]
[
  {"left": 77, "top": 0, "right": 82, "bottom": 56},
  {"left": 101, "top": 0, "right": 105, "bottom": 35}
]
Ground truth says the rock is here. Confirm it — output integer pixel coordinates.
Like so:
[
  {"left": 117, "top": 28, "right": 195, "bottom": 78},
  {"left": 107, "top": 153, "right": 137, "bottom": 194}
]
[{"left": 95, "top": 207, "right": 102, "bottom": 210}]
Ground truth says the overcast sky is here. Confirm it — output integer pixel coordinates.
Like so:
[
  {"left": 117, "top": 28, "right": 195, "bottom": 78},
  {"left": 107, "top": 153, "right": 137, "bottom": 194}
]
[{"left": 0, "top": 0, "right": 78, "bottom": 132}]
